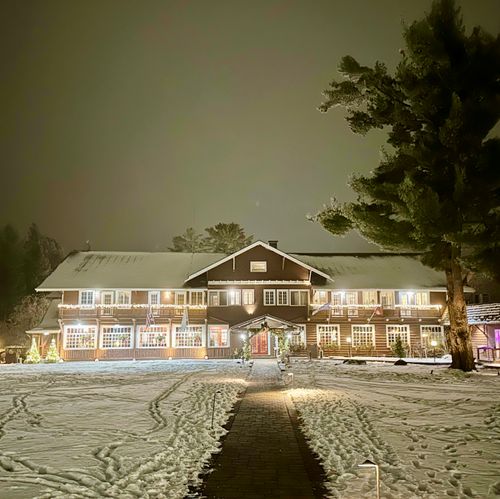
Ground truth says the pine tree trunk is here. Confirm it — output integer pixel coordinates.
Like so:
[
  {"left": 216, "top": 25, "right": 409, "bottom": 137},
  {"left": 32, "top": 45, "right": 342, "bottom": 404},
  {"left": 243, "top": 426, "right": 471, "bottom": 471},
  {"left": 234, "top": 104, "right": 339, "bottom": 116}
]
[{"left": 445, "top": 252, "right": 475, "bottom": 371}]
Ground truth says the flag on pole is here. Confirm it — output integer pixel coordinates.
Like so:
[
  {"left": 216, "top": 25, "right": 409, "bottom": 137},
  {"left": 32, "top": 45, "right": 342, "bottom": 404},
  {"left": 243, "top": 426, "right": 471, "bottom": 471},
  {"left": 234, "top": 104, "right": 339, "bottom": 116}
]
[
  {"left": 368, "top": 305, "right": 383, "bottom": 321},
  {"left": 312, "top": 302, "right": 331, "bottom": 316},
  {"left": 146, "top": 307, "right": 155, "bottom": 329}
]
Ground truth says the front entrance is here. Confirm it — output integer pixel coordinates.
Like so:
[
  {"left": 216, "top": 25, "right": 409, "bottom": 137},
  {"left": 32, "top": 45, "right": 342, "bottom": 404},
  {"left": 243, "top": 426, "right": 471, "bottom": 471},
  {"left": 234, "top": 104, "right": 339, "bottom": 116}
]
[{"left": 251, "top": 331, "right": 269, "bottom": 355}]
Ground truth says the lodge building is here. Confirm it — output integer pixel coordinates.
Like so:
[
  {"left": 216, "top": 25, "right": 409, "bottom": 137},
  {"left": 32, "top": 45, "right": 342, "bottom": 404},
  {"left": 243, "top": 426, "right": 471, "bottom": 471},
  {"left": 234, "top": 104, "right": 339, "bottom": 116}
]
[{"left": 31, "top": 240, "right": 456, "bottom": 361}]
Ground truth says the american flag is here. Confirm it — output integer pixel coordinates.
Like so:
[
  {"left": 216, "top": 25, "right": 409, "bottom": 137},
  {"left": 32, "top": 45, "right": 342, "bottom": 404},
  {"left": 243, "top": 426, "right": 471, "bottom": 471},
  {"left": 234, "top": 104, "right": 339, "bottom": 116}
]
[
  {"left": 312, "top": 302, "right": 331, "bottom": 316},
  {"left": 146, "top": 308, "right": 155, "bottom": 329},
  {"left": 179, "top": 307, "right": 189, "bottom": 331}
]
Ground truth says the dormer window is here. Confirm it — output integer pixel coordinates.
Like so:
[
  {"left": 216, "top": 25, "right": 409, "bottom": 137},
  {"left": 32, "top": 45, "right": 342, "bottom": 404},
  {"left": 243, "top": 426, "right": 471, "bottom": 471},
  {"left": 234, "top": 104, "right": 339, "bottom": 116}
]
[{"left": 250, "top": 261, "right": 267, "bottom": 272}]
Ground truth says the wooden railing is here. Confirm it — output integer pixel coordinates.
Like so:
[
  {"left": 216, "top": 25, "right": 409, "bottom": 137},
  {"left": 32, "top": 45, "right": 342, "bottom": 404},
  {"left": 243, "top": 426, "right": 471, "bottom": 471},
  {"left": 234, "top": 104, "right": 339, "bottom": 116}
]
[{"left": 477, "top": 347, "right": 500, "bottom": 363}]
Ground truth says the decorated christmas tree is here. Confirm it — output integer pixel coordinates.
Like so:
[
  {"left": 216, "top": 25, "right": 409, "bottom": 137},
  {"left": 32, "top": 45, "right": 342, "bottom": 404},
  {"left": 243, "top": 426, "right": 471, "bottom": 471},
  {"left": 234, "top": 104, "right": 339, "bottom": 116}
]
[
  {"left": 25, "top": 337, "right": 41, "bottom": 364},
  {"left": 45, "top": 338, "right": 60, "bottom": 363}
]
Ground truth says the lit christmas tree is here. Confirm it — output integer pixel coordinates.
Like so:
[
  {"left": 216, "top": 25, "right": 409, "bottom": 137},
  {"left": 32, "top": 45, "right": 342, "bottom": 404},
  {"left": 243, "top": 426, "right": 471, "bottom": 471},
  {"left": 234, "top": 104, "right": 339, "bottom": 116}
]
[
  {"left": 25, "top": 337, "right": 41, "bottom": 364},
  {"left": 45, "top": 338, "right": 60, "bottom": 363}
]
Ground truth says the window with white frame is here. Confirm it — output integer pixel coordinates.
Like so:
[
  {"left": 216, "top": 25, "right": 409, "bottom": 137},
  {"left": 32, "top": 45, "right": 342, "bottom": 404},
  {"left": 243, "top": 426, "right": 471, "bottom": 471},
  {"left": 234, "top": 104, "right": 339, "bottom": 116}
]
[
  {"left": 250, "top": 261, "right": 267, "bottom": 272},
  {"left": 175, "top": 291, "right": 187, "bottom": 306},
  {"left": 277, "top": 289, "right": 289, "bottom": 306},
  {"left": 189, "top": 291, "right": 205, "bottom": 306},
  {"left": 420, "top": 325, "right": 444, "bottom": 345},
  {"left": 64, "top": 326, "right": 97, "bottom": 349},
  {"left": 101, "top": 326, "right": 132, "bottom": 349},
  {"left": 138, "top": 325, "right": 169, "bottom": 348},
  {"left": 415, "top": 292, "right": 429, "bottom": 306},
  {"left": 386, "top": 325, "right": 410, "bottom": 347},
  {"left": 116, "top": 291, "right": 131, "bottom": 307},
  {"left": 362, "top": 291, "right": 378, "bottom": 305},
  {"left": 399, "top": 291, "right": 429, "bottom": 306},
  {"left": 173, "top": 325, "right": 204, "bottom": 347},
  {"left": 264, "top": 289, "right": 276, "bottom": 306},
  {"left": 317, "top": 325, "right": 340, "bottom": 347},
  {"left": 351, "top": 325, "right": 375, "bottom": 347},
  {"left": 208, "top": 325, "right": 229, "bottom": 347},
  {"left": 331, "top": 292, "right": 343, "bottom": 315},
  {"left": 79, "top": 290, "right": 95, "bottom": 307},
  {"left": 346, "top": 291, "right": 358, "bottom": 316},
  {"left": 288, "top": 325, "right": 306, "bottom": 347},
  {"left": 242, "top": 289, "right": 255, "bottom": 305},
  {"left": 290, "top": 290, "right": 308, "bottom": 306},
  {"left": 148, "top": 291, "right": 161, "bottom": 316},
  {"left": 227, "top": 289, "right": 241, "bottom": 305},
  {"left": 101, "top": 291, "right": 114, "bottom": 316},
  {"left": 380, "top": 291, "right": 395, "bottom": 308},
  {"left": 313, "top": 290, "right": 329, "bottom": 305}
]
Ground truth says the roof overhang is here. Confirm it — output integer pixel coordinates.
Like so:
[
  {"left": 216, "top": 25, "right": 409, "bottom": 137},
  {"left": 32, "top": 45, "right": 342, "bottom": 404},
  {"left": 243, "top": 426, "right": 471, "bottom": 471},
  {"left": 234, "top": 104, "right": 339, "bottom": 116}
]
[
  {"left": 185, "top": 241, "right": 332, "bottom": 283},
  {"left": 230, "top": 314, "right": 301, "bottom": 332}
]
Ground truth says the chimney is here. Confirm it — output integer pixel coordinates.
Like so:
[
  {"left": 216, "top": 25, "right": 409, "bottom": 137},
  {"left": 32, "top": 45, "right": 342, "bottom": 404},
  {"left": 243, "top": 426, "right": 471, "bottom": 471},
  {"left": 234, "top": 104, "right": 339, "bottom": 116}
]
[{"left": 268, "top": 240, "right": 278, "bottom": 249}]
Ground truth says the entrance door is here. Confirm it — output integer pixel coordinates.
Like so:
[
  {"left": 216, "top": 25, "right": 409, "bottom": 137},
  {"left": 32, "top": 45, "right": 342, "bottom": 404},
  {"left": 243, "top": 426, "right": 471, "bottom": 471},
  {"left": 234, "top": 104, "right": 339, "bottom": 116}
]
[{"left": 251, "top": 331, "right": 269, "bottom": 355}]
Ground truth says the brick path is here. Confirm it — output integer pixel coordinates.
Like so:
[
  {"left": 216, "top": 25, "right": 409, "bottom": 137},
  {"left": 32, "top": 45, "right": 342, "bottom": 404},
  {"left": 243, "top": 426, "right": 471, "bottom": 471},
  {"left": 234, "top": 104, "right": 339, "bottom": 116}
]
[{"left": 201, "top": 359, "right": 325, "bottom": 499}]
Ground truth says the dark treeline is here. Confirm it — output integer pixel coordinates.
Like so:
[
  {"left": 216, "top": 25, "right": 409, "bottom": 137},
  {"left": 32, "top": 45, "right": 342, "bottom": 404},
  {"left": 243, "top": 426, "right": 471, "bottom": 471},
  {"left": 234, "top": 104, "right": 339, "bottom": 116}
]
[{"left": 0, "top": 224, "right": 63, "bottom": 346}]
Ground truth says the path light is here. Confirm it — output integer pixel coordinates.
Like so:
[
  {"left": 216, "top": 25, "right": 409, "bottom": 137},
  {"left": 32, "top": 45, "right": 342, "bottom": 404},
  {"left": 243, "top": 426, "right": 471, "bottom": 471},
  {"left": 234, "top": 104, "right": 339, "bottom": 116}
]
[
  {"left": 358, "top": 459, "right": 380, "bottom": 499},
  {"left": 211, "top": 390, "right": 222, "bottom": 430},
  {"left": 287, "top": 372, "right": 294, "bottom": 386},
  {"left": 346, "top": 337, "right": 352, "bottom": 358},
  {"left": 430, "top": 339, "right": 438, "bottom": 363}
]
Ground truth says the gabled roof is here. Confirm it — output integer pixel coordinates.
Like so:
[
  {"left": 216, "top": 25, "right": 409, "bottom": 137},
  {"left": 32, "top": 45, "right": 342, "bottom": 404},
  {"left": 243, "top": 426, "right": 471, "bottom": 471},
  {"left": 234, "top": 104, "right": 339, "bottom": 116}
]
[
  {"left": 27, "top": 299, "right": 61, "bottom": 333},
  {"left": 292, "top": 253, "right": 449, "bottom": 290},
  {"left": 36, "top": 251, "right": 224, "bottom": 290},
  {"left": 230, "top": 314, "right": 300, "bottom": 331},
  {"left": 185, "top": 240, "right": 332, "bottom": 282},
  {"left": 467, "top": 303, "right": 500, "bottom": 324}
]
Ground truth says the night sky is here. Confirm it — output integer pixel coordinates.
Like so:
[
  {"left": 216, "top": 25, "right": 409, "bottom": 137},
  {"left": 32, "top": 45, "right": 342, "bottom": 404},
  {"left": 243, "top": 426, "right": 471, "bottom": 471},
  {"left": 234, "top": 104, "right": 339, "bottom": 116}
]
[{"left": 1, "top": 0, "right": 499, "bottom": 254}]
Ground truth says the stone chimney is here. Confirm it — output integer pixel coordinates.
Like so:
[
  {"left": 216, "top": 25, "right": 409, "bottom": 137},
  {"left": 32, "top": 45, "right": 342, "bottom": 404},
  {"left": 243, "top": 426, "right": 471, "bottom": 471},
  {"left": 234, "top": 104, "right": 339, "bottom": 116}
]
[{"left": 268, "top": 240, "right": 278, "bottom": 249}]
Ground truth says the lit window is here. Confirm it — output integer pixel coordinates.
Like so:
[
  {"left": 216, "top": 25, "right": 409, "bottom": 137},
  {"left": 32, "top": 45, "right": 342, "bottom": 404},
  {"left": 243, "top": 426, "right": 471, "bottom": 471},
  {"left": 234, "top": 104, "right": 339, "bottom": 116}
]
[
  {"left": 79, "top": 290, "right": 95, "bottom": 307},
  {"left": 189, "top": 291, "right": 205, "bottom": 306},
  {"left": 264, "top": 289, "right": 276, "bottom": 306},
  {"left": 277, "top": 289, "right": 289, "bottom": 306},
  {"left": 175, "top": 292, "right": 186, "bottom": 306},
  {"left": 331, "top": 292, "right": 343, "bottom": 315},
  {"left": 116, "top": 291, "right": 131, "bottom": 307},
  {"left": 250, "top": 261, "right": 267, "bottom": 272},
  {"left": 64, "top": 326, "right": 97, "bottom": 349},
  {"left": 138, "top": 325, "right": 169, "bottom": 348},
  {"left": 208, "top": 290, "right": 228, "bottom": 306},
  {"left": 228, "top": 290, "right": 241, "bottom": 306},
  {"left": 313, "top": 290, "right": 329, "bottom": 305},
  {"left": 101, "top": 291, "right": 114, "bottom": 316},
  {"left": 173, "top": 325, "right": 204, "bottom": 347},
  {"left": 101, "top": 326, "right": 132, "bottom": 349},
  {"left": 148, "top": 291, "right": 161, "bottom": 316},
  {"left": 288, "top": 325, "right": 306, "bottom": 347},
  {"left": 317, "top": 325, "right": 339, "bottom": 347},
  {"left": 290, "top": 290, "right": 308, "bottom": 306},
  {"left": 242, "top": 289, "right": 255, "bottom": 305},
  {"left": 351, "top": 325, "right": 375, "bottom": 347},
  {"left": 346, "top": 291, "right": 358, "bottom": 316},
  {"left": 208, "top": 325, "right": 229, "bottom": 347},
  {"left": 386, "top": 325, "right": 410, "bottom": 347},
  {"left": 380, "top": 291, "right": 394, "bottom": 308},
  {"left": 362, "top": 291, "right": 377, "bottom": 305},
  {"left": 421, "top": 325, "right": 444, "bottom": 345}
]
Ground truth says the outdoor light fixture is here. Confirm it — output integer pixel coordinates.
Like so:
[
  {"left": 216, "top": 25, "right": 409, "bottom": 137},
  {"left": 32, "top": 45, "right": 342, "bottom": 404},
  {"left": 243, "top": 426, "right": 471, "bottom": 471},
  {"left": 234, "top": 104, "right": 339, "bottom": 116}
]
[
  {"left": 346, "top": 336, "right": 352, "bottom": 357},
  {"left": 430, "top": 340, "right": 438, "bottom": 363},
  {"left": 287, "top": 333, "right": 292, "bottom": 339},
  {"left": 240, "top": 333, "right": 246, "bottom": 340},
  {"left": 358, "top": 459, "right": 380, "bottom": 499}
]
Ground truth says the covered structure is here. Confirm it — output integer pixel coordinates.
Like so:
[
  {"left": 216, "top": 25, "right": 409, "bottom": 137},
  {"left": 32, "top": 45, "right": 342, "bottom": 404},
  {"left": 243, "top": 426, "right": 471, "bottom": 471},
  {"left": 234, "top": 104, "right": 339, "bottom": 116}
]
[
  {"left": 468, "top": 303, "right": 500, "bottom": 363},
  {"left": 26, "top": 298, "right": 61, "bottom": 358}
]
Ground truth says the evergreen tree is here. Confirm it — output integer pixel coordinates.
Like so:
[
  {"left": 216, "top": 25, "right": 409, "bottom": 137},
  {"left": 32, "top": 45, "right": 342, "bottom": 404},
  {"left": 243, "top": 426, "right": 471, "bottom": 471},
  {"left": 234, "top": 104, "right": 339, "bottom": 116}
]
[
  {"left": 25, "top": 337, "right": 41, "bottom": 363},
  {"left": 391, "top": 337, "right": 406, "bottom": 359},
  {"left": 204, "top": 223, "right": 253, "bottom": 254},
  {"left": 314, "top": 0, "right": 500, "bottom": 371},
  {"left": 169, "top": 227, "right": 207, "bottom": 252},
  {"left": 45, "top": 338, "right": 60, "bottom": 363}
]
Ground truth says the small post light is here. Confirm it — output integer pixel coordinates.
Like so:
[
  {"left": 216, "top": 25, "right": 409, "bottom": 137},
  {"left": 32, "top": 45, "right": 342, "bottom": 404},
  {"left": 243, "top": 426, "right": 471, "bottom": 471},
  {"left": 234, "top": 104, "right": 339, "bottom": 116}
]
[
  {"left": 346, "top": 336, "right": 352, "bottom": 358},
  {"left": 358, "top": 459, "right": 380, "bottom": 499},
  {"left": 211, "top": 390, "right": 222, "bottom": 430},
  {"left": 287, "top": 372, "right": 294, "bottom": 386},
  {"left": 430, "top": 339, "right": 438, "bottom": 363}
]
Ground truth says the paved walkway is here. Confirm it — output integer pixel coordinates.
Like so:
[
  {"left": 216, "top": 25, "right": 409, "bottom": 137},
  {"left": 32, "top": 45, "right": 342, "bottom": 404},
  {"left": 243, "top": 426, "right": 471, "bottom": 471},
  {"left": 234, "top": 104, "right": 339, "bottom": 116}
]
[{"left": 202, "top": 359, "right": 324, "bottom": 499}]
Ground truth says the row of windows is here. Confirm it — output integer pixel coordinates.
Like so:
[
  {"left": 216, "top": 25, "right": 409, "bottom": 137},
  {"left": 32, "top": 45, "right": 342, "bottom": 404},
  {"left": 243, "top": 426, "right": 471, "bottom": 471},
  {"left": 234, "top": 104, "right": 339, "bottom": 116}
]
[
  {"left": 78, "top": 290, "right": 206, "bottom": 307},
  {"left": 63, "top": 324, "right": 229, "bottom": 350},
  {"left": 312, "top": 290, "right": 430, "bottom": 307},
  {"left": 316, "top": 325, "right": 444, "bottom": 348}
]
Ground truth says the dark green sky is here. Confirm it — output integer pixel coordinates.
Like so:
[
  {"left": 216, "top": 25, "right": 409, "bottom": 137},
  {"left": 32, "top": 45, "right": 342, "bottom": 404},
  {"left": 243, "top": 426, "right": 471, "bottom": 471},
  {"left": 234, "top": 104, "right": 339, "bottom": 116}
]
[{"left": 1, "top": 0, "right": 499, "bottom": 253}]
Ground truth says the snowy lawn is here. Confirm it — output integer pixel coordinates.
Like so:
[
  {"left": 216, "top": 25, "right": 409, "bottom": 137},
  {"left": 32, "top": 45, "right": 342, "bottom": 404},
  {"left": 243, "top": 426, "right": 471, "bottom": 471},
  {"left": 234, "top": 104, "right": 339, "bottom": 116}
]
[
  {"left": 0, "top": 360, "right": 249, "bottom": 498},
  {"left": 288, "top": 360, "right": 500, "bottom": 499}
]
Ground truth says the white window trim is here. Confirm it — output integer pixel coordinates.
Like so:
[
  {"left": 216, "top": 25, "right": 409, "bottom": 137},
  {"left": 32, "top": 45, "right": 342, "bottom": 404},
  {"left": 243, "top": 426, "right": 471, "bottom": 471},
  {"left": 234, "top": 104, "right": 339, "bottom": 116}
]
[
  {"left": 289, "top": 324, "right": 307, "bottom": 347},
  {"left": 189, "top": 290, "right": 205, "bottom": 306},
  {"left": 208, "top": 325, "right": 230, "bottom": 348},
  {"left": 172, "top": 324, "right": 206, "bottom": 348},
  {"left": 174, "top": 291, "right": 187, "bottom": 306},
  {"left": 100, "top": 325, "right": 133, "bottom": 350},
  {"left": 79, "top": 290, "right": 95, "bottom": 307},
  {"left": 137, "top": 325, "right": 170, "bottom": 349},
  {"left": 316, "top": 324, "right": 340, "bottom": 346},
  {"left": 250, "top": 261, "right": 267, "bottom": 272},
  {"left": 386, "top": 325, "right": 410, "bottom": 348},
  {"left": 351, "top": 324, "right": 376, "bottom": 347},
  {"left": 63, "top": 325, "right": 97, "bottom": 350},
  {"left": 290, "top": 289, "right": 309, "bottom": 306},
  {"left": 277, "top": 289, "right": 289, "bottom": 306},
  {"left": 242, "top": 289, "right": 255, "bottom": 305},
  {"left": 148, "top": 291, "right": 161, "bottom": 305},
  {"left": 263, "top": 289, "right": 276, "bottom": 306}
]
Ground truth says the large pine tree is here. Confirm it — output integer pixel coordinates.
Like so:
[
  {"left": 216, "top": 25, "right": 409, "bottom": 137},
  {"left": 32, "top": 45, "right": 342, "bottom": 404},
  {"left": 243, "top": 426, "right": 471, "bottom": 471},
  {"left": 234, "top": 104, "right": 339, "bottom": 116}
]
[{"left": 314, "top": 0, "right": 500, "bottom": 371}]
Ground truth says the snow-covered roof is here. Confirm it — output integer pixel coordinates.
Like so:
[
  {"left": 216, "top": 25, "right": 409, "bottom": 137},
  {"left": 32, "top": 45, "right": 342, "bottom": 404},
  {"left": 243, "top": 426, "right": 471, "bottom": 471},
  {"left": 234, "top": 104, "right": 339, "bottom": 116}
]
[
  {"left": 292, "top": 254, "right": 448, "bottom": 290},
  {"left": 36, "top": 252, "right": 224, "bottom": 290},
  {"left": 27, "top": 299, "right": 61, "bottom": 332},
  {"left": 466, "top": 303, "right": 500, "bottom": 324}
]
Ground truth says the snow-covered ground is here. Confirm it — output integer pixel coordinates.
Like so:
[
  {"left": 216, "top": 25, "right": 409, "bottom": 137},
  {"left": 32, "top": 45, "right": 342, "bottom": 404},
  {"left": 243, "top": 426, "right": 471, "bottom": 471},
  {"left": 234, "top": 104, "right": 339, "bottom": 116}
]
[
  {"left": 0, "top": 360, "right": 249, "bottom": 498},
  {"left": 288, "top": 360, "right": 500, "bottom": 498}
]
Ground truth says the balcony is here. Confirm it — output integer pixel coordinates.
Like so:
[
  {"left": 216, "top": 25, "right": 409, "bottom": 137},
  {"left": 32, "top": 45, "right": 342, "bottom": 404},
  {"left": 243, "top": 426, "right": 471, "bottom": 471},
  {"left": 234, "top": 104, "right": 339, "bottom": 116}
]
[{"left": 310, "top": 303, "right": 443, "bottom": 320}]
